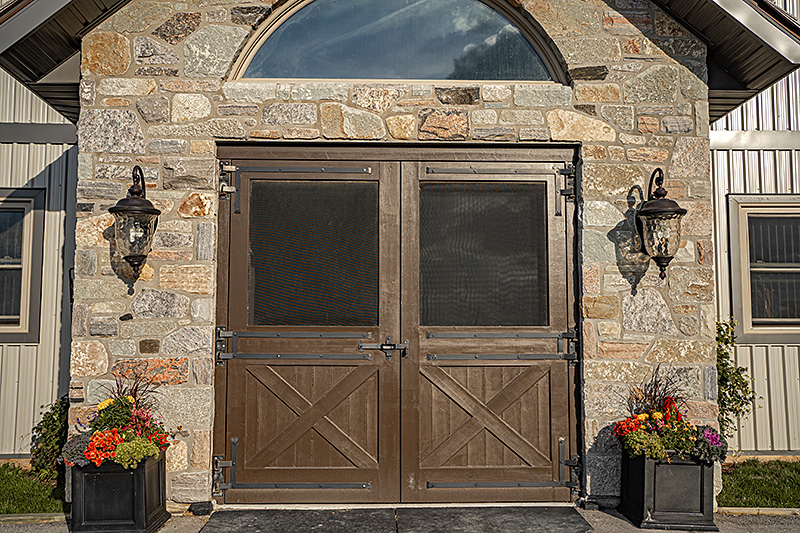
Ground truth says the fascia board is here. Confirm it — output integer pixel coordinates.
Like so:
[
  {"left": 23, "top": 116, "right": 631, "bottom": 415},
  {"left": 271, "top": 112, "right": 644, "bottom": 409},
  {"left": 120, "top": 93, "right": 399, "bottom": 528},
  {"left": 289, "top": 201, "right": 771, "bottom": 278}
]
[{"left": 0, "top": 0, "right": 72, "bottom": 55}]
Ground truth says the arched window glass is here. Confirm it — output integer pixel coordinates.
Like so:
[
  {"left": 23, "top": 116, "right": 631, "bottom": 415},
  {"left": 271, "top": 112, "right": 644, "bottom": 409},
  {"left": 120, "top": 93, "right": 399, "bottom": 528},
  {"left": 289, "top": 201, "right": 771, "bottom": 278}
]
[{"left": 242, "top": 0, "right": 554, "bottom": 81}]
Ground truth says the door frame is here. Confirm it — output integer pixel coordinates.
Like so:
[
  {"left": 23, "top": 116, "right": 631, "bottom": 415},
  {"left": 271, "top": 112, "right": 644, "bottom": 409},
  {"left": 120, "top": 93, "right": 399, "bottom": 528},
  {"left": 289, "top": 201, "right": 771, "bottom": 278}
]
[{"left": 213, "top": 143, "right": 581, "bottom": 503}]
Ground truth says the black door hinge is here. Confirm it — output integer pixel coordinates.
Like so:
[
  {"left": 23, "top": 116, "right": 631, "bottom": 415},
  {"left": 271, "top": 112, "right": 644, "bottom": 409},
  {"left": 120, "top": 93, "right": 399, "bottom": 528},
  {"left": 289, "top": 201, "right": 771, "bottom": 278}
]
[{"left": 559, "top": 164, "right": 576, "bottom": 199}]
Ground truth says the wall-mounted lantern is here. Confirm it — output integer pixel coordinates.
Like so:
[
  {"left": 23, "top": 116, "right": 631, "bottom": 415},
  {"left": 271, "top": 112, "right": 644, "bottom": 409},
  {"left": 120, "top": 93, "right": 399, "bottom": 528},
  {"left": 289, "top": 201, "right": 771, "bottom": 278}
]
[
  {"left": 637, "top": 168, "right": 687, "bottom": 279},
  {"left": 109, "top": 165, "right": 161, "bottom": 275}
]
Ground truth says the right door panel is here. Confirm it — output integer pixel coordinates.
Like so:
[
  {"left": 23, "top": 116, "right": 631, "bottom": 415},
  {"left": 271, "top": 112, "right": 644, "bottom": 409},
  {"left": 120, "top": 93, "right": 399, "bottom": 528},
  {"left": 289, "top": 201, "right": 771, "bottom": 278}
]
[{"left": 400, "top": 161, "right": 575, "bottom": 502}]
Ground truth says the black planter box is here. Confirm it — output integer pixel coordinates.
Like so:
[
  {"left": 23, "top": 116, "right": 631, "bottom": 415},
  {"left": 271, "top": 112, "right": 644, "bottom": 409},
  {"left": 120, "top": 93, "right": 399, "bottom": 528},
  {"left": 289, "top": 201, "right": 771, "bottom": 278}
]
[
  {"left": 618, "top": 452, "right": 717, "bottom": 531},
  {"left": 71, "top": 452, "right": 170, "bottom": 533}
]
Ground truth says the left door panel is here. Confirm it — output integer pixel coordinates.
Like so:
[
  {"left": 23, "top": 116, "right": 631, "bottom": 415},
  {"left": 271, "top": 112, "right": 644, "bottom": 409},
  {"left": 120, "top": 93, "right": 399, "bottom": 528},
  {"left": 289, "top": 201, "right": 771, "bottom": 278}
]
[{"left": 216, "top": 160, "right": 401, "bottom": 503}]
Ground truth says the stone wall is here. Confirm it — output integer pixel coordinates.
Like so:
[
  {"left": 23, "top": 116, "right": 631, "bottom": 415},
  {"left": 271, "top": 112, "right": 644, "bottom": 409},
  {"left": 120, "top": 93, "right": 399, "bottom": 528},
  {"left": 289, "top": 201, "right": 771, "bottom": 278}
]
[{"left": 72, "top": 0, "right": 716, "bottom": 505}]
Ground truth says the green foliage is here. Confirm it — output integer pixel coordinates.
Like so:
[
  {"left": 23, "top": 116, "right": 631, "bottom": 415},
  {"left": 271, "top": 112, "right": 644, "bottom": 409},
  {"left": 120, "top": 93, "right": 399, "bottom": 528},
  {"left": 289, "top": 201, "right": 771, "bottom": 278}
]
[
  {"left": 693, "top": 425, "right": 728, "bottom": 463},
  {"left": 30, "top": 395, "right": 68, "bottom": 484},
  {"left": 718, "top": 459, "right": 800, "bottom": 507},
  {"left": 61, "top": 433, "right": 92, "bottom": 468},
  {"left": 621, "top": 430, "right": 667, "bottom": 459},
  {"left": 0, "top": 463, "right": 67, "bottom": 514},
  {"left": 717, "top": 319, "right": 755, "bottom": 437},
  {"left": 656, "top": 417, "right": 697, "bottom": 455},
  {"left": 113, "top": 433, "right": 160, "bottom": 469}
]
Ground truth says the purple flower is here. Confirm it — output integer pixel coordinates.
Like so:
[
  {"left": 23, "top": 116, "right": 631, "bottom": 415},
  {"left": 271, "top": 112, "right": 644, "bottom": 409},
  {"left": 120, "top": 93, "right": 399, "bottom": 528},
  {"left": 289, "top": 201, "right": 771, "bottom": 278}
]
[{"left": 703, "top": 428, "right": 722, "bottom": 447}]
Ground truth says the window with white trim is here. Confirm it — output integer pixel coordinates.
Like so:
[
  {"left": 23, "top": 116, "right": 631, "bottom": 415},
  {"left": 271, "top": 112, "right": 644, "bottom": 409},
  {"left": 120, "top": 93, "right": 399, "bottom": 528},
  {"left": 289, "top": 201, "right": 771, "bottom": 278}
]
[
  {"left": 0, "top": 188, "right": 45, "bottom": 343},
  {"left": 729, "top": 195, "right": 800, "bottom": 342}
]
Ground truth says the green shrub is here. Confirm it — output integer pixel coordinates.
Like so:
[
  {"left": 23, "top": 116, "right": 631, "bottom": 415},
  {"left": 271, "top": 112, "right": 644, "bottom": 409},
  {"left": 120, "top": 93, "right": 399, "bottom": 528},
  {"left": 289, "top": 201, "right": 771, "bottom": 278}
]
[
  {"left": 0, "top": 463, "right": 66, "bottom": 514},
  {"left": 30, "top": 395, "right": 68, "bottom": 485},
  {"left": 717, "top": 319, "right": 755, "bottom": 437},
  {"left": 113, "top": 434, "right": 160, "bottom": 469}
]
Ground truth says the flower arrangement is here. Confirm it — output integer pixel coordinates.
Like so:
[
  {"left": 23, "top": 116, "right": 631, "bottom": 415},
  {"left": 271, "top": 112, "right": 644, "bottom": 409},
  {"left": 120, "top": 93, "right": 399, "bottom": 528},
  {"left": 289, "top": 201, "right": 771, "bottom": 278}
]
[
  {"left": 613, "top": 366, "right": 728, "bottom": 463},
  {"left": 61, "top": 374, "right": 169, "bottom": 469}
]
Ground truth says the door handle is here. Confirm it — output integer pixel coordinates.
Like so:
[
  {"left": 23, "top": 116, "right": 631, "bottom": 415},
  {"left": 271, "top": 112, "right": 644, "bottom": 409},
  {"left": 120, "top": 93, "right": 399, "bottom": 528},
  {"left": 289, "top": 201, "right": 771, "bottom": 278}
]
[{"left": 358, "top": 337, "right": 409, "bottom": 360}]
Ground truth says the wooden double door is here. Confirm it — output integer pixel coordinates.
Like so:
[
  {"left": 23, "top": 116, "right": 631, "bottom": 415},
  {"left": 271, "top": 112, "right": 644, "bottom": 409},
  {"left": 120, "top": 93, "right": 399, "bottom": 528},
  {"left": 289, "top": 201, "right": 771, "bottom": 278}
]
[{"left": 214, "top": 146, "right": 577, "bottom": 503}]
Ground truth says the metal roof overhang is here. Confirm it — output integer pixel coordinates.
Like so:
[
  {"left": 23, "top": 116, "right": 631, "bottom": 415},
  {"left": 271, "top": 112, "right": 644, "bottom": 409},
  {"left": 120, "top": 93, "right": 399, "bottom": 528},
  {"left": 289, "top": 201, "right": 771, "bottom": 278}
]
[
  {"left": 1, "top": 0, "right": 800, "bottom": 124},
  {"left": 654, "top": 0, "right": 800, "bottom": 121}
]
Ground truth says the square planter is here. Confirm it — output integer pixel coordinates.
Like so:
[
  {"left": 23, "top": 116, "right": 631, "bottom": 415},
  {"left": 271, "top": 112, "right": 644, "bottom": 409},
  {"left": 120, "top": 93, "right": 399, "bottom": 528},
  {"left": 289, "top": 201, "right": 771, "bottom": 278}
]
[
  {"left": 618, "top": 452, "right": 717, "bottom": 531},
  {"left": 70, "top": 452, "right": 170, "bottom": 533}
]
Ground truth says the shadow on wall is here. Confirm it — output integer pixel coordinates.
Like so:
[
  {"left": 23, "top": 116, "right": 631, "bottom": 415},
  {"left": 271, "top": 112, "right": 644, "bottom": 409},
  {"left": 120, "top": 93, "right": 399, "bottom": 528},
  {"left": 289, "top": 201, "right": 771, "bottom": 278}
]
[{"left": 606, "top": 186, "right": 650, "bottom": 294}]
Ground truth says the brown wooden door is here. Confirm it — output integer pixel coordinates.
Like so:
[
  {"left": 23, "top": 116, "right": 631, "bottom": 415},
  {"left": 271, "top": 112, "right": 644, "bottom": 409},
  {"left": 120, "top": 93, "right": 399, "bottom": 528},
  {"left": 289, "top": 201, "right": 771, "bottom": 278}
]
[{"left": 215, "top": 148, "right": 575, "bottom": 504}]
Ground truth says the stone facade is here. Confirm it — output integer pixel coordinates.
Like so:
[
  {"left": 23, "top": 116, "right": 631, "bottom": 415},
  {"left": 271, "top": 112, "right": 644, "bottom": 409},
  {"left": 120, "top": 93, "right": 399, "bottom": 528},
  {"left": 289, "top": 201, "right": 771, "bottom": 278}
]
[{"left": 73, "top": 0, "right": 715, "bottom": 505}]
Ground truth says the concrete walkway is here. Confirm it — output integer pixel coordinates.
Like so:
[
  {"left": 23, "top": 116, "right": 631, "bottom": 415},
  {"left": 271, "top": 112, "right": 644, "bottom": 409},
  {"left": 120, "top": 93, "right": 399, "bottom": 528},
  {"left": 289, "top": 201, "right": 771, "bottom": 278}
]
[{"left": 2, "top": 507, "right": 800, "bottom": 532}]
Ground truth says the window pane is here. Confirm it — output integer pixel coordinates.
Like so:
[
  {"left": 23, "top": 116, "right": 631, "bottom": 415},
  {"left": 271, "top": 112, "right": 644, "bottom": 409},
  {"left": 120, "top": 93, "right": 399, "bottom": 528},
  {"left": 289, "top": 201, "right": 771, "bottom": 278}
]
[
  {"left": 751, "top": 271, "right": 800, "bottom": 323},
  {"left": 748, "top": 216, "right": 800, "bottom": 264},
  {"left": 0, "top": 208, "right": 24, "bottom": 265},
  {"left": 0, "top": 269, "right": 22, "bottom": 325},
  {"left": 248, "top": 181, "right": 379, "bottom": 326},
  {"left": 420, "top": 182, "right": 548, "bottom": 326},
  {"left": 244, "top": 0, "right": 552, "bottom": 81}
]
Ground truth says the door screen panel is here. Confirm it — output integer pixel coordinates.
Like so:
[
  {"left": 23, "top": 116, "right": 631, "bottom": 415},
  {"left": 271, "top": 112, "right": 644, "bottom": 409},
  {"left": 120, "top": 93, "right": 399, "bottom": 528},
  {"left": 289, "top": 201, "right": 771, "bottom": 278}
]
[
  {"left": 248, "top": 181, "right": 379, "bottom": 326},
  {"left": 419, "top": 182, "right": 549, "bottom": 326}
]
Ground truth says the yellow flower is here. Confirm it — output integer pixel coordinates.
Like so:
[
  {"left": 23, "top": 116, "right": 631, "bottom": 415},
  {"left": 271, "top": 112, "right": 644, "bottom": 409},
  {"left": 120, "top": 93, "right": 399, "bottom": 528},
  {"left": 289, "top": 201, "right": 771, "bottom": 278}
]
[
  {"left": 97, "top": 398, "right": 114, "bottom": 411},
  {"left": 636, "top": 413, "right": 649, "bottom": 421},
  {"left": 652, "top": 412, "right": 663, "bottom": 420},
  {"left": 126, "top": 396, "right": 135, "bottom": 403}
]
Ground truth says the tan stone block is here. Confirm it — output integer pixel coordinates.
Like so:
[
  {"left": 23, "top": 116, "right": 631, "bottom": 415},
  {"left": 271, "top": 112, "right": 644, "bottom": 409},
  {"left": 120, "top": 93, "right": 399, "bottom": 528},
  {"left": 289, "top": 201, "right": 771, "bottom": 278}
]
[
  {"left": 583, "top": 163, "right": 642, "bottom": 197},
  {"left": 190, "top": 140, "right": 214, "bottom": 154},
  {"left": 607, "top": 146, "right": 625, "bottom": 160},
  {"left": 172, "top": 94, "right": 211, "bottom": 123},
  {"left": 598, "top": 342, "right": 649, "bottom": 360},
  {"left": 685, "top": 400, "right": 719, "bottom": 422},
  {"left": 482, "top": 85, "right": 512, "bottom": 102},
  {"left": 137, "top": 156, "right": 160, "bottom": 165},
  {"left": 321, "top": 103, "right": 386, "bottom": 140},
  {"left": 638, "top": 116, "right": 659, "bottom": 134},
  {"left": 646, "top": 339, "right": 715, "bottom": 363},
  {"left": 584, "top": 263, "right": 600, "bottom": 294},
  {"left": 166, "top": 439, "right": 188, "bottom": 473},
  {"left": 71, "top": 341, "right": 109, "bottom": 377},
  {"left": 669, "top": 266, "right": 714, "bottom": 302},
  {"left": 627, "top": 147, "right": 668, "bottom": 162},
  {"left": 191, "top": 430, "right": 211, "bottom": 469},
  {"left": 681, "top": 202, "right": 712, "bottom": 236},
  {"left": 583, "top": 296, "right": 619, "bottom": 319},
  {"left": 583, "top": 321, "right": 597, "bottom": 359},
  {"left": 76, "top": 214, "right": 114, "bottom": 247},
  {"left": 575, "top": 83, "right": 621, "bottom": 102},
  {"left": 103, "top": 98, "right": 131, "bottom": 107},
  {"left": 284, "top": 128, "right": 320, "bottom": 139},
  {"left": 249, "top": 130, "right": 281, "bottom": 139},
  {"left": 547, "top": 110, "right": 615, "bottom": 142},
  {"left": 178, "top": 193, "right": 214, "bottom": 218},
  {"left": 160, "top": 265, "right": 214, "bottom": 294},
  {"left": 387, "top": 115, "right": 415, "bottom": 140},
  {"left": 583, "top": 145, "right": 607, "bottom": 160},
  {"left": 82, "top": 32, "right": 130, "bottom": 75},
  {"left": 98, "top": 79, "right": 157, "bottom": 96},
  {"left": 584, "top": 360, "right": 651, "bottom": 383},
  {"left": 396, "top": 98, "right": 438, "bottom": 106},
  {"left": 673, "top": 304, "right": 697, "bottom": 314},
  {"left": 597, "top": 321, "right": 621, "bottom": 338}
]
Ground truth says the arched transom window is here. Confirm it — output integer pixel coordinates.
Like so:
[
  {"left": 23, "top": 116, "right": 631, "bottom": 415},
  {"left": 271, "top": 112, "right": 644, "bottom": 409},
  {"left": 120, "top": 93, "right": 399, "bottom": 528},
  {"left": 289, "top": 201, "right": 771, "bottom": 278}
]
[{"left": 239, "top": 0, "right": 560, "bottom": 81}]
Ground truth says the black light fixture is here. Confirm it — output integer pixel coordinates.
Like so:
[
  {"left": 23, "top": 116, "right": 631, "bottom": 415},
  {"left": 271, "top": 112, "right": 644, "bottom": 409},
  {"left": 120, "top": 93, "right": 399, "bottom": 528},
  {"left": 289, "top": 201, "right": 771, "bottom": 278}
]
[
  {"left": 637, "top": 168, "right": 687, "bottom": 279},
  {"left": 109, "top": 165, "right": 161, "bottom": 275}
]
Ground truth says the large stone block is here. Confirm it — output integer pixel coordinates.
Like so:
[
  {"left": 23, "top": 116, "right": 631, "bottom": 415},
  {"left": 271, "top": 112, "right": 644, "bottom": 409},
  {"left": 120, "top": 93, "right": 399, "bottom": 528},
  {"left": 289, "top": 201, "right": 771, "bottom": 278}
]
[
  {"left": 185, "top": 25, "right": 249, "bottom": 77},
  {"left": 163, "top": 326, "right": 214, "bottom": 356},
  {"left": 160, "top": 265, "right": 214, "bottom": 294},
  {"left": 75, "top": 213, "right": 114, "bottom": 247},
  {"left": 669, "top": 137, "right": 710, "bottom": 179},
  {"left": 71, "top": 341, "right": 109, "bottom": 377},
  {"left": 584, "top": 360, "right": 651, "bottom": 382},
  {"left": 73, "top": 279, "right": 129, "bottom": 300},
  {"left": 583, "top": 296, "right": 619, "bottom": 319},
  {"left": 262, "top": 103, "right": 317, "bottom": 125},
  {"left": 582, "top": 229, "right": 617, "bottom": 263},
  {"left": 583, "top": 164, "right": 642, "bottom": 197},
  {"left": 435, "top": 86, "right": 480, "bottom": 105},
  {"left": 82, "top": 32, "right": 130, "bottom": 75},
  {"left": 646, "top": 339, "right": 715, "bottom": 363},
  {"left": 190, "top": 430, "right": 212, "bottom": 469},
  {"left": 78, "top": 110, "right": 145, "bottom": 154},
  {"left": 622, "top": 288, "right": 680, "bottom": 335},
  {"left": 170, "top": 472, "right": 211, "bottom": 503},
  {"left": 418, "top": 109, "right": 468, "bottom": 141},
  {"left": 352, "top": 85, "right": 405, "bottom": 113},
  {"left": 513, "top": 85, "right": 572, "bottom": 107},
  {"left": 152, "top": 12, "right": 201, "bottom": 45},
  {"left": 321, "top": 103, "right": 386, "bottom": 139},
  {"left": 162, "top": 157, "right": 216, "bottom": 190},
  {"left": 178, "top": 193, "right": 214, "bottom": 218},
  {"left": 623, "top": 65, "right": 679, "bottom": 104},
  {"left": 131, "top": 288, "right": 190, "bottom": 318},
  {"left": 158, "top": 387, "right": 214, "bottom": 429},
  {"left": 668, "top": 267, "right": 714, "bottom": 302},
  {"left": 548, "top": 110, "right": 615, "bottom": 141},
  {"left": 524, "top": 0, "right": 602, "bottom": 38},
  {"left": 134, "top": 36, "right": 179, "bottom": 65},
  {"left": 98, "top": 79, "right": 157, "bottom": 96},
  {"left": 597, "top": 342, "right": 649, "bottom": 360},
  {"left": 583, "top": 201, "right": 623, "bottom": 227},
  {"left": 222, "top": 82, "right": 276, "bottom": 103},
  {"left": 111, "top": 357, "right": 189, "bottom": 385},
  {"left": 556, "top": 38, "right": 621, "bottom": 65},
  {"left": 292, "top": 83, "right": 349, "bottom": 102},
  {"left": 172, "top": 94, "right": 211, "bottom": 123},
  {"left": 113, "top": 2, "right": 172, "bottom": 33}
]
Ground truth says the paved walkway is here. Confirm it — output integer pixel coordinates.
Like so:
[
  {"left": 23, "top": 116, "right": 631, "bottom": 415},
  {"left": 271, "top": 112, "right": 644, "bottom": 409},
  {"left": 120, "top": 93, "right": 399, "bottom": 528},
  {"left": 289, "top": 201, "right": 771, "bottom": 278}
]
[{"left": 2, "top": 507, "right": 800, "bottom": 532}]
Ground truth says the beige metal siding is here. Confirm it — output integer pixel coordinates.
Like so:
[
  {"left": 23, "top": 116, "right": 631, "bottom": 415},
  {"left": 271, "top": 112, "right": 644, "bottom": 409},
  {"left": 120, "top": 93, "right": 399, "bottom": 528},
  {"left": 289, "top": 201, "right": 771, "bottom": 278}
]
[
  {"left": 0, "top": 143, "right": 76, "bottom": 455},
  {"left": 712, "top": 148, "right": 800, "bottom": 452}
]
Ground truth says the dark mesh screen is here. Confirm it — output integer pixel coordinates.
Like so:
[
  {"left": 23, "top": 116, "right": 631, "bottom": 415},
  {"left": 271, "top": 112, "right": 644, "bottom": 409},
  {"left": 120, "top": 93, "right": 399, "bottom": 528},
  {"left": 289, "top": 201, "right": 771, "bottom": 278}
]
[
  {"left": 249, "top": 181, "right": 379, "bottom": 326},
  {"left": 420, "top": 182, "right": 549, "bottom": 326},
  {"left": 748, "top": 216, "right": 800, "bottom": 264}
]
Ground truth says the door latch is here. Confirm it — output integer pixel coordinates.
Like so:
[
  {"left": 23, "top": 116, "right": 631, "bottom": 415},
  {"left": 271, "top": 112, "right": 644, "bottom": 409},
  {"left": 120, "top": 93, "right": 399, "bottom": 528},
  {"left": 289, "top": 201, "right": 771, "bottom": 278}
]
[{"left": 358, "top": 337, "right": 409, "bottom": 360}]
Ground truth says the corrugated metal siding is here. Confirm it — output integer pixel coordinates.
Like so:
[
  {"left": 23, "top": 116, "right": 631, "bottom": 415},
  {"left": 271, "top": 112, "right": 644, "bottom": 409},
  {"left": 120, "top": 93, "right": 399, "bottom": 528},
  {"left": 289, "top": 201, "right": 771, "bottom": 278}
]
[
  {"left": 0, "top": 144, "right": 75, "bottom": 455},
  {"left": 712, "top": 148, "right": 800, "bottom": 452}
]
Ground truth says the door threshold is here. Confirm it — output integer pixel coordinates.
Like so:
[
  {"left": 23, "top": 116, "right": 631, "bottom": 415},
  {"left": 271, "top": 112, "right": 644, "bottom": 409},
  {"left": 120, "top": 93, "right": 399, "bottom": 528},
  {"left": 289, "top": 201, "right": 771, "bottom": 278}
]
[{"left": 216, "top": 502, "right": 576, "bottom": 511}]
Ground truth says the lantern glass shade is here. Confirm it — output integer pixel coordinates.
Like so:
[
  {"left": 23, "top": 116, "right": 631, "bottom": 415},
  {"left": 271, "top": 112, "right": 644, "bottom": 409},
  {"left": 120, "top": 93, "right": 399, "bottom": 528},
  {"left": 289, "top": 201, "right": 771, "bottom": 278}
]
[
  {"left": 638, "top": 212, "right": 684, "bottom": 263},
  {"left": 112, "top": 211, "right": 159, "bottom": 268}
]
